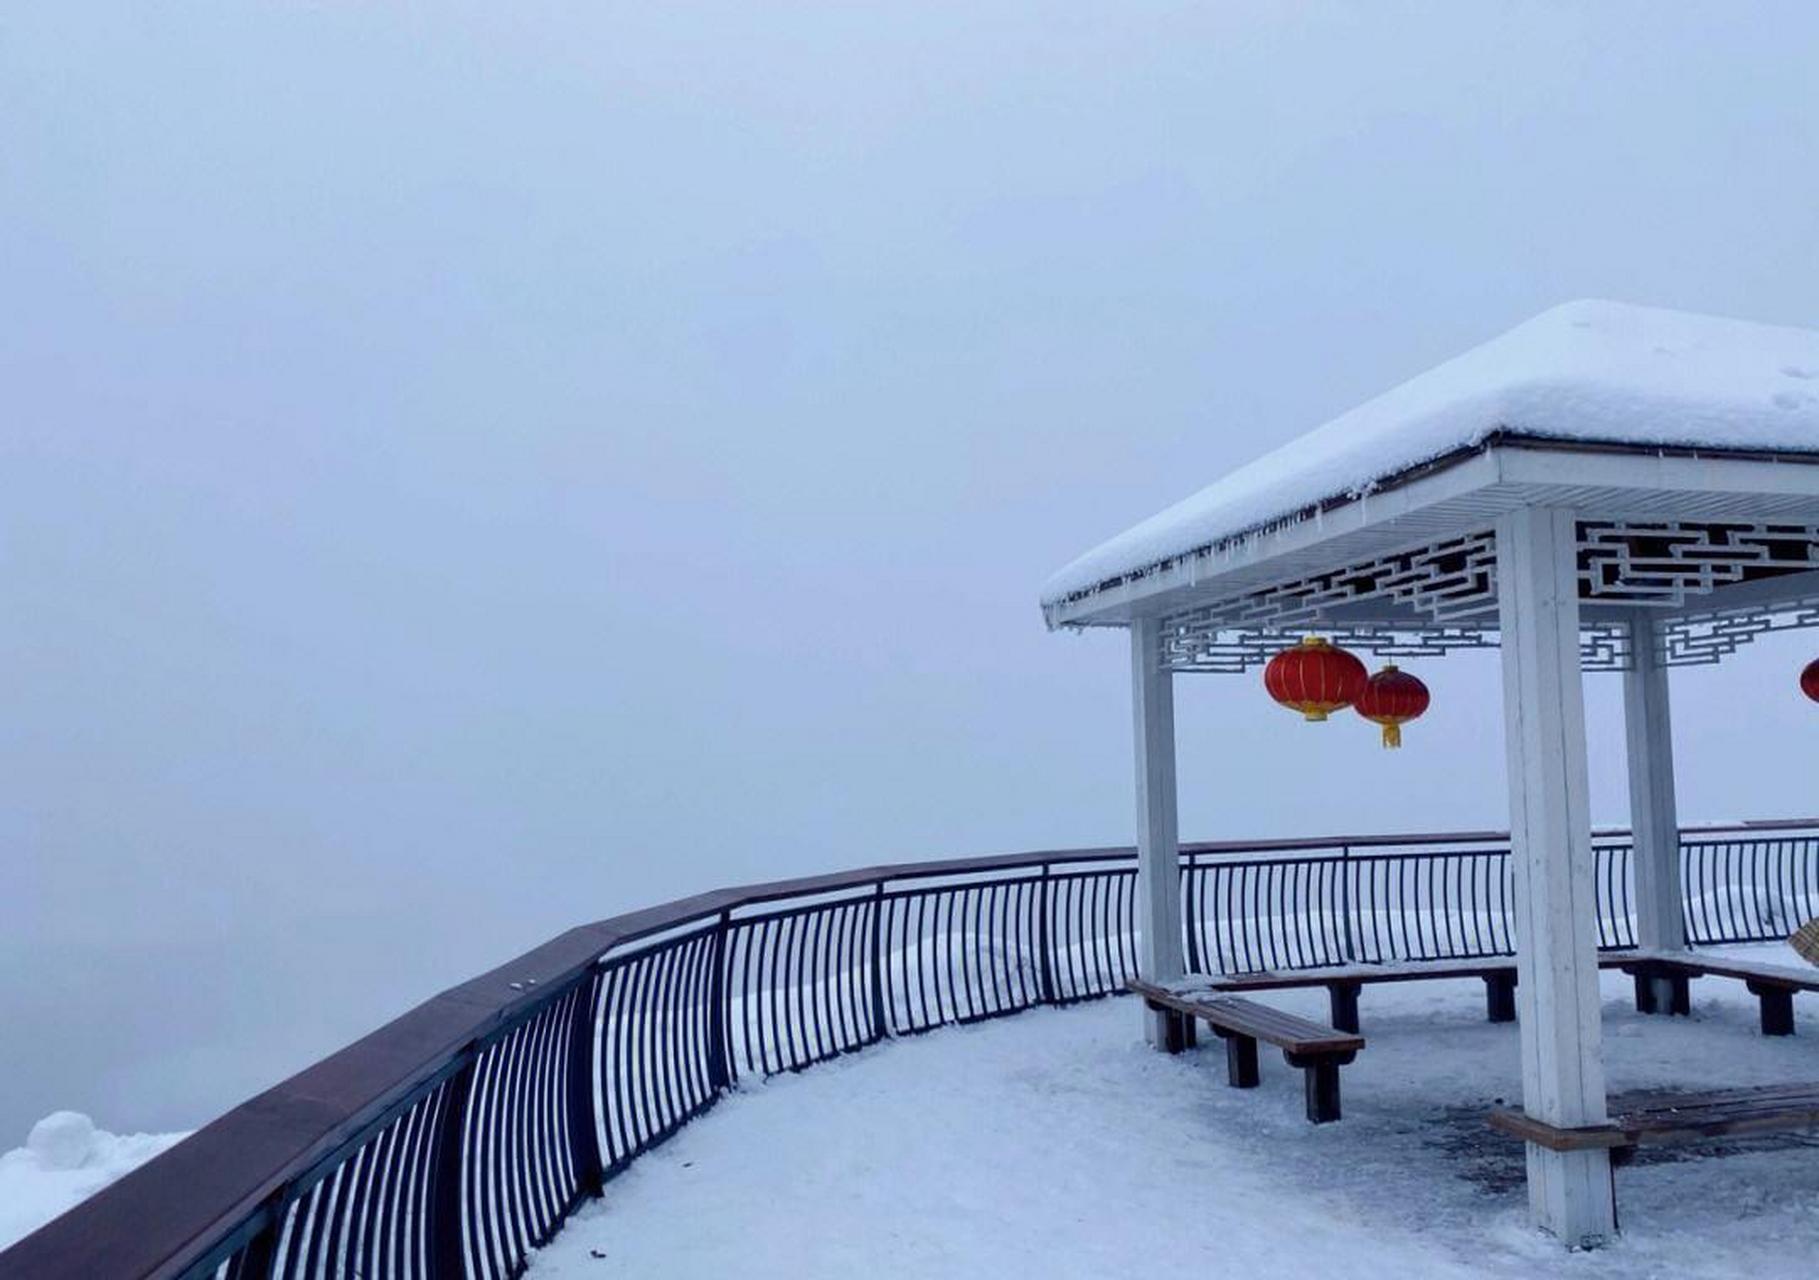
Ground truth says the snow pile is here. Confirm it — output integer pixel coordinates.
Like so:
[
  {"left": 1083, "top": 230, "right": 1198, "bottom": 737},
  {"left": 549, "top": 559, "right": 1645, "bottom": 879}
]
[
  {"left": 1044, "top": 300, "right": 1819, "bottom": 605},
  {"left": 0, "top": 1112, "right": 187, "bottom": 1251},
  {"left": 536, "top": 944, "right": 1819, "bottom": 1279}
]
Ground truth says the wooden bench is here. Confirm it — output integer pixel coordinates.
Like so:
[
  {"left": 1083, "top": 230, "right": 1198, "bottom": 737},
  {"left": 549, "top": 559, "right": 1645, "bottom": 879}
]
[
  {"left": 1619, "top": 949, "right": 1819, "bottom": 1036},
  {"left": 1163, "top": 958, "right": 1530, "bottom": 1034},
  {"left": 1179, "top": 950, "right": 1817, "bottom": 1038},
  {"left": 1489, "top": 1081, "right": 1819, "bottom": 1166},
  {"left": 1129, "top": 979, "right": 1364, "bottom": 1123}
]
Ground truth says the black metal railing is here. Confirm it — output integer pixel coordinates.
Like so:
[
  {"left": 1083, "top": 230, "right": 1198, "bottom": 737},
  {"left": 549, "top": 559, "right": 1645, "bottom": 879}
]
[
  {"left": 5, "top": 819, "right": 1816, "bottom": 1280},
  {"left": 1185, "top": 832, "right": 1576, "bottom": 970}
]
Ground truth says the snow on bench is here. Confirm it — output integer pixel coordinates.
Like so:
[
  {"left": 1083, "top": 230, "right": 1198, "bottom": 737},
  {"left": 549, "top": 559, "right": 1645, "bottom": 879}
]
[
  {"left": 1128, "top": 980, "right": 1364, "bottom": 1123},
  {"left": 1617, "top": 949, "right": 1819, "bottom": 1035},
  {"left": 1162, "top": 957, "right": 1528, "bottom": 1033},
  {"left": 1161, "top": 948, "right": 1819, "bottom": 1039}
]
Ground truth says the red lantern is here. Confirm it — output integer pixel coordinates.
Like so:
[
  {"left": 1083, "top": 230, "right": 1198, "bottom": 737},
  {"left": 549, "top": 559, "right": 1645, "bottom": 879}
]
[
  {"left": 1354, "top": 664, "right": 1430, "bottom": 749},
  {"left": 1263, "top": 636, "right": 1367, "bottom": 722},
  {"left": 1803, "top": 659, "right": 1819, "bottom": 703}
]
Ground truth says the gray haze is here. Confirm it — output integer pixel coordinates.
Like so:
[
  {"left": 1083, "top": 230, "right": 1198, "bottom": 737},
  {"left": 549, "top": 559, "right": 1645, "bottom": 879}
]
[{"left": 4, "top": 5, "right": 1819, "bottom": 1139}]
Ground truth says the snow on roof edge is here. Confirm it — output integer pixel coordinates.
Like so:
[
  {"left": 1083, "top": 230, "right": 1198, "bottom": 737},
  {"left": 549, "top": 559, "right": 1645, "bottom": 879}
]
[
  {"left": 1040, "top": 437, "right": 1493, "bottom": 615},
  {"left": 1042, "top": 301, "right": 1819, "bottom": 613}
]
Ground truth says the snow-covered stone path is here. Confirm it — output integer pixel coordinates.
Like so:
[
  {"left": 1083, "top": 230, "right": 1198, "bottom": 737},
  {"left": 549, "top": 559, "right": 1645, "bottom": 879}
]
[{"left": 535, "top": 944, "right": 1819, "bottom": 1279}]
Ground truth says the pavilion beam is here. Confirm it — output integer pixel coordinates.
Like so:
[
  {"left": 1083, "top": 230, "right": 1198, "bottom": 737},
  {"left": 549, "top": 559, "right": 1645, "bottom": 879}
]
[
  {"left": 1622, "top": 610, "right": 1686, "bottom": 999},
  {"left": 1496, "top": 508, "right": 1617, "bottom": 1248},
  {"left": 1130, "top": 615, "right": 1185, "bottom": 1048}
]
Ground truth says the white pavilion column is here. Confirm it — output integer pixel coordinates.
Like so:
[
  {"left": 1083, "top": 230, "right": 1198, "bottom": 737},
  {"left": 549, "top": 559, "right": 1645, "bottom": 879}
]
[
  {"left": 1130, "top": 615, "right": 1185, "bottom": 1047},
  {"left": 1622, "top": 609, "right": 1686, "bottom": 968},
  {"left": 1496, "top": 508, "right": 1616, "bottom": 1248}
]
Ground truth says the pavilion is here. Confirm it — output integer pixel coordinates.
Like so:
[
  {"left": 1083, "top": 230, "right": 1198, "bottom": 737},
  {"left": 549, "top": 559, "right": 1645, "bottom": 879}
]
[{"left": 1042, "top": 299, "right": 1819, "bottom": 1247}]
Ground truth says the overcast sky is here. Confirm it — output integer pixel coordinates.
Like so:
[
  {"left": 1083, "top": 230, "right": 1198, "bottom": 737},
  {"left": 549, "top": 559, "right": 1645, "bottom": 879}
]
[{"left": 5, "top": 4, "right": 1819, "bottom": 1138}]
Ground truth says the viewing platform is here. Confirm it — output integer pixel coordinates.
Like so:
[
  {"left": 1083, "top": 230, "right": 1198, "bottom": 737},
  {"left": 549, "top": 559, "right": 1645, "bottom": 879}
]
[
  {"left": 532, "top": 951, "right": 1819, "bottom": 1280},
  {"left": 5, "top": 820, "right": 1819, "bottom": 1278}
]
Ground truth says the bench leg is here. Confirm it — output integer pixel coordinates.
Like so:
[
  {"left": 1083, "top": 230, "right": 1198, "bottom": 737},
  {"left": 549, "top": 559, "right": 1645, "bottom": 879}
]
[
  {"left": 1302, "top": 1060, "right": 1342, "bottom": 1123},
  {"left": 1635, "top": 970, "right": 1690, "bottom": 1016},
  {"left": 1755, "top": 987, "right": 1795, "bottom": 1037},
  {"left": 1665, "top": 973, "right": 1690, "bottom": 1016},
  {"left": 1633, "top": 972, "right": 1657, "bottom": 1015},
  {"left": 1161, "top": 1010, "right": 1198, "bottom": 1053},
  {"left": 1225, "top": 1035, "right": 1260, "bottom": 1088},
  {"left": 1485, "top": 972, "right": 1516, "bottom": 1023},
  {"left": 1328, "top": 981, "right": 1361, "bottom": 1034}
]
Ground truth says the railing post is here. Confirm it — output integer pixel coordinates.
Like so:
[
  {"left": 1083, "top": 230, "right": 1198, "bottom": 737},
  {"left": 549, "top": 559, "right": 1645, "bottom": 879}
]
[
  {"left": 1680, "top": 832, "right": 1694, "bottom": 944},
  {"left": 563, "top": 971, "right": 605, "bottom": 1200},
  {"left": 1339, "top": 845, "right": 1356, "bottom": 964},
  {"left": 1183, "top": 853, "right": 1203, "bottom": 975},
  {"left": 231, "top": 1201, "right": 281, "bottom": 1280},
  {"left": 1035, "top": 862, "right": 1056, "bottom": 1004},
  {"left": 868, "top": 881, "right": 889, "bottom": 1041},
  {"left": 707, "top": 910, "right": 732, "bottom": 1089},
  {"left": 1755, "top": 841, "right": 1778, "bottom": 935},
  {"left": 428, "top": 1053, "right": 477, "bottom": 1280}
]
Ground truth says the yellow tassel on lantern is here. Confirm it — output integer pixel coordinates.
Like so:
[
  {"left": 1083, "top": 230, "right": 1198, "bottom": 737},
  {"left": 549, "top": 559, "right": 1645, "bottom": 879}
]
[{"left": 1378, "top": 722, "right": 1402, "bottom": 749}]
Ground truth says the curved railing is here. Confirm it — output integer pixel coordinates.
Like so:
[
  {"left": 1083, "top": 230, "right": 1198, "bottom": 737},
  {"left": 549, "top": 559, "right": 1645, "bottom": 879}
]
[{"left": 5, "top": 818, "right": 1817, "bottom": 1280}]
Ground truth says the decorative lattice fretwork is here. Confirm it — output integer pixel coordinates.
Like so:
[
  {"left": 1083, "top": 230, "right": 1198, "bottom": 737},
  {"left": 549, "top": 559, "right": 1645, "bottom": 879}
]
[
  {"left": 1165, "top": 531, "right": 1499, "bottom": 637},
  {"left": 1155, "top": 519, "right": 1819, "bottom": 676},
  {"left": 1156, "top": 529, "right": 1504, "bottom": 676},
  {"left": 1160, "top": 623, "right": 1636, "bottom": 674},
  {"left": 1579, "top": 521, "right": 1819, "bottom": 606},
  {"left": 1162, "top": 626, "right": 1494, "bottom": 674},
  {"left": 1658, "top": 593, "right": 1819, "bottom": 666},
  {"left": 1579, "top": 622, "right": 1634, "bottom": 672}
]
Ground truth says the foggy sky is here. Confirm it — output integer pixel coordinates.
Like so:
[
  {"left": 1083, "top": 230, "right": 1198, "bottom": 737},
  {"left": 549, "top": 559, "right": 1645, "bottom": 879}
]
[{"left": 5, "top": 4, "right": 1819, "bottom": 1138}]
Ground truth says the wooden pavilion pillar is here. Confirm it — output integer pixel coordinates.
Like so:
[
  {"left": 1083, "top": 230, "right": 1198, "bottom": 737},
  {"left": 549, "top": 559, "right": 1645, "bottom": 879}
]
[
  {"left": 1130, "top": 615, "right": 1185, "bottom": 1047},
  {"left": 1496, "top": 508, "right": 1617, "bottom": 1247},
  {"left": 1622, "top": 609, "right": 1686, "bottom": 979}
]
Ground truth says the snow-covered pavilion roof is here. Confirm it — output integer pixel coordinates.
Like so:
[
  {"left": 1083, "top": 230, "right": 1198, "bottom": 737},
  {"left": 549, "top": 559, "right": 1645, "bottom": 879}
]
[{"left": 1044, "top": 301, "right": 1819, "bottom": 625}]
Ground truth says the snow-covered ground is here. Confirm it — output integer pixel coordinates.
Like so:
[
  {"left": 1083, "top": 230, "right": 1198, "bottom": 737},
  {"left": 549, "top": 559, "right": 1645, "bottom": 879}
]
[
  {"left": 536, "top": 943, "right": 1819, "bottom": 1280},
  {"left": 0, "top": 1112, "right": 186, "bottom": 1251}
]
